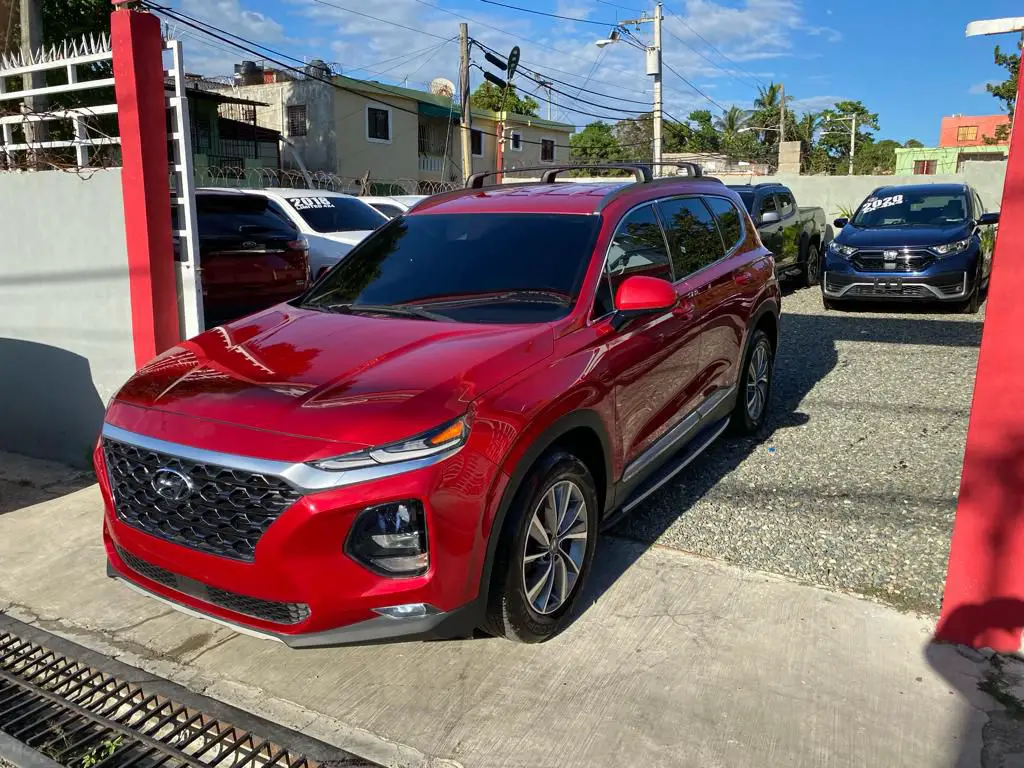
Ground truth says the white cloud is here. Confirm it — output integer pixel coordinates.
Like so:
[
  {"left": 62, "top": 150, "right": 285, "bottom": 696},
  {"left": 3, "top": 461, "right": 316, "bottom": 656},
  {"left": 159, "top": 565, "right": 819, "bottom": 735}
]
[
  {"left": 790, "top": 94, "right": 841, "bottom": 111},
  {"left": 969, "top": 80, "right": 997, "bottom": 95}
]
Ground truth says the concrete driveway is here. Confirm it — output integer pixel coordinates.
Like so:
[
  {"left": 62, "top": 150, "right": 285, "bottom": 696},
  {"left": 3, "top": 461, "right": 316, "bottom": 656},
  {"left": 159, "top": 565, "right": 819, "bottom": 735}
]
[{"left": 0, "top": 464, "right": 1000, "bottom": 768}]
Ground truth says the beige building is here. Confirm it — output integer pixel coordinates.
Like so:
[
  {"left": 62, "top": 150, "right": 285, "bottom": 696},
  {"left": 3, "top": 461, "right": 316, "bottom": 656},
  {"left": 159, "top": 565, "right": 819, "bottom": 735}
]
[{"left": 206, "top": 66, "right": 574, "bottom": 189}]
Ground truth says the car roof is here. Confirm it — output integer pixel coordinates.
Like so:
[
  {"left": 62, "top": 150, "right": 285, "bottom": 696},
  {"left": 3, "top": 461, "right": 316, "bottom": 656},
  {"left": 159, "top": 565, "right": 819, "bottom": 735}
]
[
  {"left": 411, "top": 178, "right": 731, "bottom": 216},
  {"left": 241, "top": 188, "right": 359, "bottom": 200}
]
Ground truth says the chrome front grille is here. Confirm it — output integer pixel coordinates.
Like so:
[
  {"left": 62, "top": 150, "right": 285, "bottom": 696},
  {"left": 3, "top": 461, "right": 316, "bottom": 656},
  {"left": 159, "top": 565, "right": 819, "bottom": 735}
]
[
  {"left": 851, "top": 249, "right": 935, "bottom": 273},
  {"left": 103, "top": 438, "right": 301, "bottom": 562}
]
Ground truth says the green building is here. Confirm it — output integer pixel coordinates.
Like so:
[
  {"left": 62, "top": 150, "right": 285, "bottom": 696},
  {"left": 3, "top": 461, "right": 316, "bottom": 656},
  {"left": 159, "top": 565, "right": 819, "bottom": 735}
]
[{"left": 894, "top": 144, "right": 1008, "bottom": 176}]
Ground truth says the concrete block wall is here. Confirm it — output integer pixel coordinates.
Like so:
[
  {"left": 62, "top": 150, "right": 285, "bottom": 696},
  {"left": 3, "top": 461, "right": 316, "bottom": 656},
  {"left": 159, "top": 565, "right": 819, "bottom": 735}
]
[
  {"left": 722, "top": 160, "right": 1008, "bottom": 220},
  {"left": 0, "top": 169, "right": 135, "bottom": 467}
]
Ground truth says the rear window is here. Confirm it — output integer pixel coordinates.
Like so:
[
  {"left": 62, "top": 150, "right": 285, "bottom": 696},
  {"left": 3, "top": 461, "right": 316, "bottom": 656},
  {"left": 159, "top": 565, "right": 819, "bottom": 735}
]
[
  {"left": 302, "top": 213, "right": 601, "bottom": 324},
  {"left": 285, "top": 195, "right": 388, "bottom": 233},
  {"left": 705, "top": 196, "right": 743, "bottom": 252},
  {"left": 196, "top": 194, "right": 297, "bottom": 238},
  {"left": 734, "top": 189, "right": 756, "bottom": 213},
  {"left": 370, "top": 202, "right": 405, "bottom": 219}
]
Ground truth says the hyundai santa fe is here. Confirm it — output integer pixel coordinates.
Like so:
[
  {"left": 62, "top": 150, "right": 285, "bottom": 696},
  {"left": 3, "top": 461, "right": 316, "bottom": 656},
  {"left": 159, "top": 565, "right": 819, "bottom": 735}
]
[{"left": 96, "top": 165, "right": 781, "bottom": 646}]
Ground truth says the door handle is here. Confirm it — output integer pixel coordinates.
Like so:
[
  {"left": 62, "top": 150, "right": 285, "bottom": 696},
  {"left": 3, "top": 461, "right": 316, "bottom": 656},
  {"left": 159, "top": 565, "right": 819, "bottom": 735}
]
[{"left": 734, "top": 270, "right": 755, "bottom": 286}]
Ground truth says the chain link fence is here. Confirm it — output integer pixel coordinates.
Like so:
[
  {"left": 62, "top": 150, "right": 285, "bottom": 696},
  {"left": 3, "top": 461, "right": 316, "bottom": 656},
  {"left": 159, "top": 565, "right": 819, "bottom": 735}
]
[{"left": 198, "top": 166, "right": 462, "bottom": 196}]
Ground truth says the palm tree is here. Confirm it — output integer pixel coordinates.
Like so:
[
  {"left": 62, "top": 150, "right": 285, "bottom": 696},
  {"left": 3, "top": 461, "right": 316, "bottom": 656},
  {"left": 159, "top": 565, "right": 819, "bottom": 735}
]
[
  {"left": 714, "top": 105, "right": 750, "bottom": 140},
  {"left": 753, "top": 82, "right": 783, "bottom": 111}
]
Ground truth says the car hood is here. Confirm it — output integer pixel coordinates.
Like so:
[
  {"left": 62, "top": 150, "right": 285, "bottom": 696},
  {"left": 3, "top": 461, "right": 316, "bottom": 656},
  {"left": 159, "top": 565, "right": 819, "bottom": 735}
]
[
  {"left": 314, "top": 230, "right": 376, "bottom": 246},
  {"left": 837, "top": 223, "right": 971, "bottom": 249},
  {"left": 114, "top": 305, "right": 554, "bottom": 446}
]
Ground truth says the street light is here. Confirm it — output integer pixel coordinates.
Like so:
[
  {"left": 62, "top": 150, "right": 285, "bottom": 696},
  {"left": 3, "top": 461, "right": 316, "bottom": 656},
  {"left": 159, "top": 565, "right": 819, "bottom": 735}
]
[{"left": 594, "top": 4, "right": 663, "bottom": 174}]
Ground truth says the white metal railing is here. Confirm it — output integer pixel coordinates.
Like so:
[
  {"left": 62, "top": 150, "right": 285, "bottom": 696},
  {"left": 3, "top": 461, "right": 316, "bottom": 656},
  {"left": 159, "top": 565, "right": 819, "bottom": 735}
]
[
  {"left": 418, "top": 154, "right": 446, "bottom": 173},
  {"left": 0, "top": 35, "right": 117, "bottom": 169}
]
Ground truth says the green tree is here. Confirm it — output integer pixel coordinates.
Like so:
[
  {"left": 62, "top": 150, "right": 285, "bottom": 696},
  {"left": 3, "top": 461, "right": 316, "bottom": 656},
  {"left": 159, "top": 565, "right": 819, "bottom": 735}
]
[
  {"left": 903, "top": 138, "right": 924, "bottom": 148},
  {"left": 613, "top": 113, "right": 653, "bottom": 162},
  {"left": 568, "top": 121, "right": 622, "bottom": 167},
  {"left": 818, "top": 100, "right": 879, "bottom": 175},
  {"left": 853, "top": 138, "right": 900, "bottom": 175},
  {"left": 986, "top": 40, "right": 1020, "bottom": 141},
  {"left": 713, "top": 105, "right": 749, "bottom": 141},
  {"left": 470, "top": 82, "right": 538, "bottom": 117},
  {"left": 42, "top": 0, "right": 111, "bottom": 43},
  {"left": 686, "top": 109, "right": 721, "bottom": 152}
]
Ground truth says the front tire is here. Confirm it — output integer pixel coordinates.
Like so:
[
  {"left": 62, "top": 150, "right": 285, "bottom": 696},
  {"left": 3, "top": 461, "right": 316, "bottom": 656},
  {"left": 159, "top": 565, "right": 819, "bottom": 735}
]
[
  {"left": 483, "top": 451, "right": 599, "bottom": 643},
  {"left": 957, "top": 275, "right": 982, "bottom": 314},
  {"left": 730, "top": 329, "right": 774, "bottom": 435}
]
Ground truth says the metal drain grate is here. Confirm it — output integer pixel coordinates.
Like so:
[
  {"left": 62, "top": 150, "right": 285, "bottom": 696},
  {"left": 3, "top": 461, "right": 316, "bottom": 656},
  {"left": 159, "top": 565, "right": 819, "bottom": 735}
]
[{"left": 0, "top": 627, "right": 374, "bottom": 768}]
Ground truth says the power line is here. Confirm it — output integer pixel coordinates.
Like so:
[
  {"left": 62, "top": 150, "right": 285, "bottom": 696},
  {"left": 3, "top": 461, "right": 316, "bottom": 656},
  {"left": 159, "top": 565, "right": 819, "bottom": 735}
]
[
  {"left": 476, "top": 0, "right": 614, "bottom": 27},
  {"left": 146, "top": 3, "right": 655, "bottom": 150},
  {"left": 663, "top": 3, "right": 767, "bottom": 88},
  {"left": 593, "top": 0, "right": 642, "bottom": 12},
  {"left": 662, "top": 25, "right": 761, "bottom": 93},
  {"left": 306, "top": 0, "right": 451, "bottom": 41},
  {"left": 514, "top": 67, "right": 652, "bottom": 116},
  {"left": 663, "top": 60, "right": 726, "bottom": 112}
]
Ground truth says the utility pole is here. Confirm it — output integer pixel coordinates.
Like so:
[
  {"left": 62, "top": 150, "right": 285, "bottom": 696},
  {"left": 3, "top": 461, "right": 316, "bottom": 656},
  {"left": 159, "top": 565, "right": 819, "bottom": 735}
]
[
  {"left": 779, "top": 81, "right": 785, "bottom": 144},
  {"left": 849, "top": 114, "right": 856, "bottom": 175},
  {"left": 458, "top": 23, "right": 472, "bottom": 183},
  {"left": 651, "top": 3, "right": 663, "bottom": 176},
  {"left": 20, "top": 0, "right": 47, "bottom": 158}
]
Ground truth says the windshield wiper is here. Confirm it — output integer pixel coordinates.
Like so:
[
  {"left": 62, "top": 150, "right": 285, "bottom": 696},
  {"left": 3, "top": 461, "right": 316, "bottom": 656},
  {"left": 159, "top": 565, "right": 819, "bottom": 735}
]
[
  {"left": 305, "top": 302, "right": 446, "bottom": 322},
  {"left": 413, "top": 290, "right": 573, "bottom": 308}
]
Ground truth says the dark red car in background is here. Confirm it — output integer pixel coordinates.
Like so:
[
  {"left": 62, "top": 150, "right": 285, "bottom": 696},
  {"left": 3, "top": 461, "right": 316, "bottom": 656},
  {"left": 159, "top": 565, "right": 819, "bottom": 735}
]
[
  {"left": 98, "top": 165, "right": 780, "bottom": 646},
  {"left": 177, "top": 190, "right": 310, "bottom": 327}
]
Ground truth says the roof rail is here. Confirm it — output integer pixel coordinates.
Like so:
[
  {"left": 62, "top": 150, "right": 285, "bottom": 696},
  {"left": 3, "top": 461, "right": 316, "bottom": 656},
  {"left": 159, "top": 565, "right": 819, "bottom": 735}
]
[{"left": 465, "top": 164, "right": 651, "bottom": 189}]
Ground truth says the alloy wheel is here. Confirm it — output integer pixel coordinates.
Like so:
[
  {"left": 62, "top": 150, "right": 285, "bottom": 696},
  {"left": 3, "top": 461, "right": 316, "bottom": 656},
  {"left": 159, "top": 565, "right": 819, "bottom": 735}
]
[
  {"left": 745, "top": 341, "right": 771, "bottom": 422},
  {"left": 521, "top": 480, "right": 589, "bottom": 615},
  {"left": 807, "top": 245, "right": 820, "bottom": 285}
]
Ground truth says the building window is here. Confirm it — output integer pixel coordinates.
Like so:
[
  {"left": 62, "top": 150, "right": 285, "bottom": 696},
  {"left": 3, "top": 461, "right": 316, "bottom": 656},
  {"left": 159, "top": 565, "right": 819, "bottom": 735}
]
[
  {"left": 366, "top": 105, "right": 392, "bottom": 143},
  {"left": 957, "top": 125, "right": 978, "bottom": 142},
  {"left": 471, "top": 128, "right": 483, "bottom": 157},
  {"left": 510, "top": 131, "right": 522, "bottom": 151},
  {"left": 286, "top": 105, "right": 307, "bottom": 137},
  {"left": 540, "top": 138, "right": 555, "bottom": 163},
  {"left": 913, "top": 159, "right": 937, "bottom": 175}
]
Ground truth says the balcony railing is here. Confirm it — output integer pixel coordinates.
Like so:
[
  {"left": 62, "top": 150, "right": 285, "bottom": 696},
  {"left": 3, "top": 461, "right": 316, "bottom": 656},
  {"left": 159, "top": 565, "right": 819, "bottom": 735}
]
[{"left": 418, "top": 154, "right": 446, "bottom": 173}]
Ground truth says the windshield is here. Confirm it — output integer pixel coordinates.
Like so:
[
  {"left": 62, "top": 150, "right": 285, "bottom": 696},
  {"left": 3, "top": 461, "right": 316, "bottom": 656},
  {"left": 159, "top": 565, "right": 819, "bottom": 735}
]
[
  {"left": 370, "top": 202, "right": 405, "bottom": 219},
  {"left": 285, "top": 195, "right": 388, "bottom": 233},
  {"left": 851, "top": 190, "right": 969, "bottom": 228},
  {"left": 300, "top": 213, "right": 601, "bottom": 324}
]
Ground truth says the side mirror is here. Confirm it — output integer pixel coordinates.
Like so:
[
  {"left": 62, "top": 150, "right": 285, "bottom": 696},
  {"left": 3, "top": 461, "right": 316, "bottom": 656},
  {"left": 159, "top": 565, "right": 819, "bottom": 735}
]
[
  {"left": 760, "top": 210, "right": 781, "bottom": 225},
  {"left": 612, "top": 276, "right": 676, "bottom": 330},
  {"left": 978, "top": 212, "right": 1000, "bottom": 226},
  {"left": 833, "top": 217, "right": 848, "bottom": 228}
]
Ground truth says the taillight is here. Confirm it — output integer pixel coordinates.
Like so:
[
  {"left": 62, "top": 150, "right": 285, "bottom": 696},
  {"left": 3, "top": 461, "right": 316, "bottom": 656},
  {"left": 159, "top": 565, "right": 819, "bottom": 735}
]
[
  {"left": 288, "top": 239, "right": 311, "bottom": 284},
  {"left": 287, "top": 239, "right": 308, "bottom": 253}
]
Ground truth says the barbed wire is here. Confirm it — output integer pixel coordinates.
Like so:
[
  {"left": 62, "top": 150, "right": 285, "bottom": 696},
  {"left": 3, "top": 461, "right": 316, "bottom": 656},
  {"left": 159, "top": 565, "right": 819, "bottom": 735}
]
[
  {"left": 198, "top": 166, "right": 462, "bottom": 195},
  {"left": 0, "top": 102, "right": 122, "bottom": 179}
]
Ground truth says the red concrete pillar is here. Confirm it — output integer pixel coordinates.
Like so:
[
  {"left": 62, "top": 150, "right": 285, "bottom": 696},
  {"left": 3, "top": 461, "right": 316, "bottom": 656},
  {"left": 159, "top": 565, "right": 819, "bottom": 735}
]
[
  {"left": 111, "top": 6, "right": 179, "bottom": 368},
  {"left": 935, "top": 69, "right": 1024, "bottom": 652}
]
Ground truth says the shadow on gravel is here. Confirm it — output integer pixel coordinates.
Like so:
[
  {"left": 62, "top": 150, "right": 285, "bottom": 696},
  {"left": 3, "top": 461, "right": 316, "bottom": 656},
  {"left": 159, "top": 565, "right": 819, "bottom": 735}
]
[{"left": 576, "top": 288, "right": 985, "bottom": 620}]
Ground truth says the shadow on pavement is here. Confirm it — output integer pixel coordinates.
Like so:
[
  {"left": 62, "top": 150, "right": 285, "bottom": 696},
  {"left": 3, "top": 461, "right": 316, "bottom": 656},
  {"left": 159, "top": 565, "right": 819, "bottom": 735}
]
[{"left": 576, "top": 293, "right": 985, "bottom": 624}]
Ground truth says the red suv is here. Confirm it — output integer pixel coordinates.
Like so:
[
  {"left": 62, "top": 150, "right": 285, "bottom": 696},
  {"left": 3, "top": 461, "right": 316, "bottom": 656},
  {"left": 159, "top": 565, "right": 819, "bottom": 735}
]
[{"left": 96, "top": 166, "right": 779, "bottom": 646}]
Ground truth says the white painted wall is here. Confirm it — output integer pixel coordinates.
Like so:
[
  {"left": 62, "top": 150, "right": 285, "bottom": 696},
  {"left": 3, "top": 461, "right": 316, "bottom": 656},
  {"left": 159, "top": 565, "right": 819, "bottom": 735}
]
[{"left": 0, "top": 169, "right": 134, "bottom": 467}]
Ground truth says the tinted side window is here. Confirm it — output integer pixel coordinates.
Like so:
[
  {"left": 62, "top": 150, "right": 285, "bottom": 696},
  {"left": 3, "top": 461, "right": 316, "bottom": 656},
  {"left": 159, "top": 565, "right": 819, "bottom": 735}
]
[
  {"left": 759, "top": 194, "right": 778, "bottom": 219},
  {"left": 776, "top": 192, "right": 795, "bottom": 217},
  {"left": 606, "top": 204, "right": 673, "bottom": 298},
  {"left": 656, "top": 197, "right": 725, "bottom": 278},
  {"left": 974, "top": 191, "right": 985, "bottom": 217},
  {"left": 705, "top": 196, "right": 743, "bottom": 253}
]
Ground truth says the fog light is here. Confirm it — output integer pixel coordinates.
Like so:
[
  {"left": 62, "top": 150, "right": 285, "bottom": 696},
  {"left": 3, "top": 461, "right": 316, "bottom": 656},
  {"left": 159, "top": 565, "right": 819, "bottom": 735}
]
[
  {"left": 345, "top": 500, "right": 428, "bottom": 576},
  {"left": 373, "top": 603, "right": 438, "bottom": 619}
]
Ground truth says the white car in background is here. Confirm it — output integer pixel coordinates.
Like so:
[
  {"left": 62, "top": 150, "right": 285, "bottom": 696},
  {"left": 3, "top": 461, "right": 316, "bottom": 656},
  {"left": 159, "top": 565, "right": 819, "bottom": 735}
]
[
  {"left": 360, "top": 195, "right": 428, "bottom": 219},
  {"left": 237, "top": 188, "right": 389, "bottom": 279}
]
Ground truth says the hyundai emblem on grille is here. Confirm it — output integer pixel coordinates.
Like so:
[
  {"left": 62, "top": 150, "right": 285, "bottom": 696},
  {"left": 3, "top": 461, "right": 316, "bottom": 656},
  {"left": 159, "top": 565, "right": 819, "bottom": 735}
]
[{"left": 151, "top": 468, "right": 194, "bottom": 502}]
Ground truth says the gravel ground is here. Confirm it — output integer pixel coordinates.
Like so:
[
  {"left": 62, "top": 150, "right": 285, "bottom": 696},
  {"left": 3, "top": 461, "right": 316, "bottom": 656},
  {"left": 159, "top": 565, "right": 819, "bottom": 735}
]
[{"left": 615, "top": 284, "right": 985, "bottom": 614}]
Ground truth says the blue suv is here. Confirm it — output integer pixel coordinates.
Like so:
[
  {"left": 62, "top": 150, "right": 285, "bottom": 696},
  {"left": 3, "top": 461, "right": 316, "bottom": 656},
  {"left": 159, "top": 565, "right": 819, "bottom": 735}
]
[{"left": 822, "top": 183, "right": 999, "bottom": 313}]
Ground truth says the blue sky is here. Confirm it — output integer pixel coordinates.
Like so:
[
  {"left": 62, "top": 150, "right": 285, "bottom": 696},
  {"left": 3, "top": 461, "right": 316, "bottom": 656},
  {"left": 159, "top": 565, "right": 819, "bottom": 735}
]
[{"left": 165, "top": 0, "right": 1021, "bottom": 145}]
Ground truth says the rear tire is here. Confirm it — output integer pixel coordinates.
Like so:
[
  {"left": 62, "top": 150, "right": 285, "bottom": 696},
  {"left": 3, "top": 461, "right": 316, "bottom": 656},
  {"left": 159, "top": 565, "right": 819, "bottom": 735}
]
[
  {"left": 730, "top": 329, "right": 774, "bottom": 435},
  {"left": 803, "top": 242, "right": 821, "bottom": 288},
  {"left": 483, "top": 451, "right": 599, "bottom": 643}
]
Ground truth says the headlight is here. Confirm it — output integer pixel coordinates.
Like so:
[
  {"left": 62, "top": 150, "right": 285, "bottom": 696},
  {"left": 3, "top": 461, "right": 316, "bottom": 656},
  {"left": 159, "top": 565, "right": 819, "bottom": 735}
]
[
  {"left": 931, "top": 238, "right": 971, "bottom": 257},
  {"left": 309, "top": 415, "right": 469, "bottom": 471},
  {"left": 829, "top": 241, "right": 856, "bottom": 258}
]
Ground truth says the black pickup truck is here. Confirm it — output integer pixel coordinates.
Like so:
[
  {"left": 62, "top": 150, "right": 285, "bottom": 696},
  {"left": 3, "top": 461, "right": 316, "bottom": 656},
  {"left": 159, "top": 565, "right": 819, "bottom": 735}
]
[{"left": 727, "top": 183, "right": 827, "bottom": 286}]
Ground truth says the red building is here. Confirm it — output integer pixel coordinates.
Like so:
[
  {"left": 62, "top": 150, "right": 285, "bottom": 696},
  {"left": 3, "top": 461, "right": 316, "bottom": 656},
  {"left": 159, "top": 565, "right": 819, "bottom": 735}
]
[{"left": 939, "top": 114, "right": 1011, "bottom": 147}]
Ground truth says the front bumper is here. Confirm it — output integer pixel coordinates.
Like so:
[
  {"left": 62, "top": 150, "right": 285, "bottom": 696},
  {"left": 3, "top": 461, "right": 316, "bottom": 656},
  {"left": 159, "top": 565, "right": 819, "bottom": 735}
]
[
  {"left": 95, "top": 419, "right": 498, "bottom": 647},
  {"left": 822, "top": 248, "right": 978, "bottom": 302}
]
